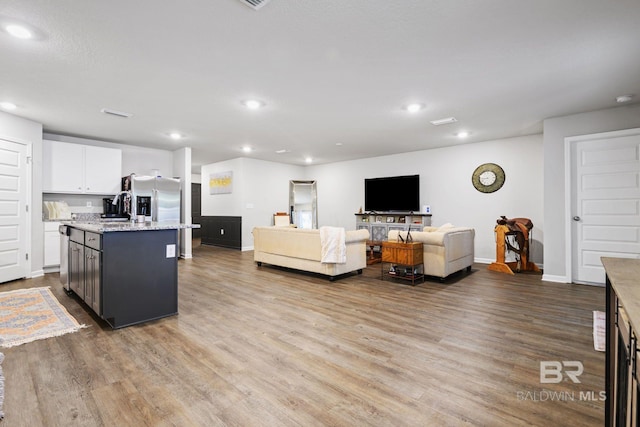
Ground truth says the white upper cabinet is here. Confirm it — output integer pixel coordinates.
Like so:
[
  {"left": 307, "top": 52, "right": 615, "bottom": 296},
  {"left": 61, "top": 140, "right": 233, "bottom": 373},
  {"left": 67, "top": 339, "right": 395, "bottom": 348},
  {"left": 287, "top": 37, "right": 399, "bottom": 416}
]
[
  {"left": 43, "top": 140, "right": 122, "bottom": 194},
  {"left": 84, "top": 145, "right": 122, "bottom": 194},
  {"left": 42, "top": 140, "right": 84, "bottom": 193}
]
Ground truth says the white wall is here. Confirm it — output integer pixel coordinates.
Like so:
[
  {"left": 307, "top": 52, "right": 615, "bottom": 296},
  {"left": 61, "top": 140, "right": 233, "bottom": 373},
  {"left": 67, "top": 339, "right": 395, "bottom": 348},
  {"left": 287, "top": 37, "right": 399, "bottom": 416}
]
[
  {"left": 542, "top": 103, "right": 640, "bottom": 282},
  {"left": 202, "top": 134, "right": 543, "bottom": 263},
  {"left": 308, "top": 134, "right": 544, "bottom": 264},
  {"left": 201, "top": 158, "right": 304, "bottom": 249},
  {"left": 173, "top": 147, "right": 192, "bottom": 258},
  {"left": 0, "top": 111, "right": 44, "bottom": 277}
]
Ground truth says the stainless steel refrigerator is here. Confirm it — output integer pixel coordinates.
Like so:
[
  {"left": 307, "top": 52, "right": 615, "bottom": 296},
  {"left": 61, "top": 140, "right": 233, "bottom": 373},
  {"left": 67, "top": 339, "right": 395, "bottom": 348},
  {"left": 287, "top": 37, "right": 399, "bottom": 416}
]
[{"left": 127, "top": 175, "right": 181, "bottom": 222}]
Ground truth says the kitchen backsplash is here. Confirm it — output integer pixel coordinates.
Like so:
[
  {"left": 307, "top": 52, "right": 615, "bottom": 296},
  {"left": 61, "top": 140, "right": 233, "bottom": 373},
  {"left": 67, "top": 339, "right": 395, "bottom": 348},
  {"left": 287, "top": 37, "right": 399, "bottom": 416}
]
[
  {"left": 72, "top": 213, "right": 102, "bottom": 221},
  {"left": 43, "top": 193, "right": 110, "bottom": 220}
]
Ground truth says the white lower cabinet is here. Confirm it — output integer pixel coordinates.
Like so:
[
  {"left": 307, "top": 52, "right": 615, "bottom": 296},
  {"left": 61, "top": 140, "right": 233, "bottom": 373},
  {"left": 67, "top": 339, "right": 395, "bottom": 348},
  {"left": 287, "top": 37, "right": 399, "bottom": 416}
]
[{"left": 44, "top": 222, "right": 61, "bottom": 267}]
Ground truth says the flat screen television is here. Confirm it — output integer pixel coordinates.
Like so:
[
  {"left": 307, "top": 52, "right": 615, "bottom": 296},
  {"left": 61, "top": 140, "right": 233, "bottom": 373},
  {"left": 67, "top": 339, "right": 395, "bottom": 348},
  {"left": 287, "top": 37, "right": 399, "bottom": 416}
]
[{"left": 364, "top": 174, "right": 420, "bottom": 212}]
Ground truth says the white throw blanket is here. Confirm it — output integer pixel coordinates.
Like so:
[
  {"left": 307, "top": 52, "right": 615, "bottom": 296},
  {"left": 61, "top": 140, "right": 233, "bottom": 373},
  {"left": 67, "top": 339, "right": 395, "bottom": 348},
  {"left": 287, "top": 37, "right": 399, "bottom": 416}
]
[{"left": 320, "top": 226, "right": 346, "bottom": 263}]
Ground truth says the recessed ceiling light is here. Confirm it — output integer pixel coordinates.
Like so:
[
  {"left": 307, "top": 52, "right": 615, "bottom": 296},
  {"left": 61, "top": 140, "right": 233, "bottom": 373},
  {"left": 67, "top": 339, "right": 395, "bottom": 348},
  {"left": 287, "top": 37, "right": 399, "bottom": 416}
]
[
  {"left": 169, "top": 132, "right": 183, "bottom": 140},
  {"left": 430, "top": 117, "right": 458, "bottom": 126},
  {"left": 0, "top": 102, "right": 17, "bottom": 111},
  {"left": 457, "top": 131, "right": 469, "bottom": 138},
  {"left": 275, "top": 149, "right": 290, "bottom": 154},
  {"left": 335, "top": 142, "right": 343, "bottom": 146},
  {"left": 616, "top": 95, "right": 634, "bottom": 103},
  {"left": 242, "top": 146, "right": 252, "bottom": 153},
  {"left": 405, "top": 103, "right": 425, "bottom": 113},
  {"left": 5, "top": 24, "right": 32, "bottom": 39},
  {"left": 242, "top": 99, "right": 265, "bottom": 110},
  {"left": 305, "top": 157, "right": 313, "bottom": 164}
]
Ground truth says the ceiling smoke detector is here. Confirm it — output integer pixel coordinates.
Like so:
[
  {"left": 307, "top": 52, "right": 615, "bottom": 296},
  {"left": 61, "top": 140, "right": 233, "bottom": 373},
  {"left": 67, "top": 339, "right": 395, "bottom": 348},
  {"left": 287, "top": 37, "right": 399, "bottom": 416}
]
[{"left": 238, "top": 0, "right": 272, "bottom": 10}]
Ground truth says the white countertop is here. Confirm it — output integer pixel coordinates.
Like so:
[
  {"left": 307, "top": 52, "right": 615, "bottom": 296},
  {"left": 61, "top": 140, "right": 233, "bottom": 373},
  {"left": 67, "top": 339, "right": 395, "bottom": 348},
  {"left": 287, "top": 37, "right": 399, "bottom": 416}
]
[{"left": 62, "top": 220, "right": 200, "bottom": 234}]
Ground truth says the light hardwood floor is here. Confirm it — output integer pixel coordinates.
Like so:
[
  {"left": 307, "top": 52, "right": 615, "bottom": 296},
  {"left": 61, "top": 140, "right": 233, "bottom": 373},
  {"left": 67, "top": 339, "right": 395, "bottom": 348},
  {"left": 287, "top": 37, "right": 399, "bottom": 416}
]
[{"left": 2, "top": 245, "right": 605, "bottom": 426}]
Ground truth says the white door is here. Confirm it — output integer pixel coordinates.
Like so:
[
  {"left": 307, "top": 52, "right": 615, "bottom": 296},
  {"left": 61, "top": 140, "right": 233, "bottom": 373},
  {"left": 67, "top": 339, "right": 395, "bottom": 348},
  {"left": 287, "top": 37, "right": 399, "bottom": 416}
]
[
  {"left": 0, "top": 138, "right": 29, "bottom": 283},
  {"left": 569, "top": 128, "right": 640, "bottom": 285}
]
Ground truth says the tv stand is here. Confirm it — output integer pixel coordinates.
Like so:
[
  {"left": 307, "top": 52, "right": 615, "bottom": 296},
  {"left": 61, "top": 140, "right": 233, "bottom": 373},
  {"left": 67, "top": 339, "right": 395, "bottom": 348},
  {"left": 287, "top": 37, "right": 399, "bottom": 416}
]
[{"left": 355, "top": 212, "right": 431, "bottom": 241}]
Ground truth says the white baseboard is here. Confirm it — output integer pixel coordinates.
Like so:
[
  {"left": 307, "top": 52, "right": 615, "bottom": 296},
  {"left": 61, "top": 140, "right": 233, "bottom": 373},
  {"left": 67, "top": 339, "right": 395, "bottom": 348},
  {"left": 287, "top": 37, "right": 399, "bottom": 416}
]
[
  {"left": 542, "top": 274, "right": 569, "bottom": 283},
  {"left": 474, "top": 258, "right": 544, "bottom": 270},
  {"left": 30, "top": 269, "right": 44, "bottom": 278},
  {"left": 242, "top": 245, "right": 254, "bottom": 252}
]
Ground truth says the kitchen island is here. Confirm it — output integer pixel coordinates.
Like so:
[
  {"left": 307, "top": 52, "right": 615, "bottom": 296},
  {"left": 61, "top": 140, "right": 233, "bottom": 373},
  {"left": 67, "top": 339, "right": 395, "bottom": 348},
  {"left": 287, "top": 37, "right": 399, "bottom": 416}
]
[{"left": 63, "top": 221, "right": 199, "bottom": 329}]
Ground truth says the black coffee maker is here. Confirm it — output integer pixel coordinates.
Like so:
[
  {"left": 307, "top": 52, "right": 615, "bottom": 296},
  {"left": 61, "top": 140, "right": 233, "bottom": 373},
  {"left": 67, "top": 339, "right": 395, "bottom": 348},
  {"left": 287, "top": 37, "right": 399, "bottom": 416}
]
[{"left": 102, "top": 197, "right": 127, "bottom": 218}]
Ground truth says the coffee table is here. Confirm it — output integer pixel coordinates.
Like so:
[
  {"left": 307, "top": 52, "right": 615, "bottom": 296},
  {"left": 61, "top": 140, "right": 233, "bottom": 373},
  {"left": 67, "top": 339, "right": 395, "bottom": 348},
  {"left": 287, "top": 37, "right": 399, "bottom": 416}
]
[{"left": 380, "top": 241, "right": 424, "bottom": 285}]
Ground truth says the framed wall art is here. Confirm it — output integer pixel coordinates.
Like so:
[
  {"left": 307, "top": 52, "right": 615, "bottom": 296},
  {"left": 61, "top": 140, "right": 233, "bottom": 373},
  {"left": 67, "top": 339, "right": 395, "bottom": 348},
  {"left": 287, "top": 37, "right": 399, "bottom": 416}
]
[{"left": 209, "top": 171, "right": 233, "bottom": 195}]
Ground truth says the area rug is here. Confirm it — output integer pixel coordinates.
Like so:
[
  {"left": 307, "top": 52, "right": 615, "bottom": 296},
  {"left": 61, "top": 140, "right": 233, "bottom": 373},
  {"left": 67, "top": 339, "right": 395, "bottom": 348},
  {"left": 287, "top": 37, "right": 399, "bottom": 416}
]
[
  {"left": 0, "top": 287, "right": 85, "bottom": 348},
  {"left": 0, "top": 352, "right": 4, "bottom": 418},
  {"left": 593, "top": 310, "right": 606, "bottom": 352}
]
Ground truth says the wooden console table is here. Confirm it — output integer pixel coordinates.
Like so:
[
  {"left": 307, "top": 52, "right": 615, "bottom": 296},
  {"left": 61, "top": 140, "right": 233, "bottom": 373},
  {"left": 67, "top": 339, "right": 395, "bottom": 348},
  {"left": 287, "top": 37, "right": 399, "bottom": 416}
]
[
  {"left": 381, "top": 241, "right": 424, "bottom": 285},
  {"left": 355, "top": 212, "right": 432, "bottom": 241}
]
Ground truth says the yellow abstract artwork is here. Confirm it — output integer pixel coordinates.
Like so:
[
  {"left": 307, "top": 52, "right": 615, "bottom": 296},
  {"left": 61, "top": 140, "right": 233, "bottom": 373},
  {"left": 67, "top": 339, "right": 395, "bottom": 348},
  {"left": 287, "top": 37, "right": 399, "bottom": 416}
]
[{"left": 209, "top": 171, "right": 233, "bottom": 194}]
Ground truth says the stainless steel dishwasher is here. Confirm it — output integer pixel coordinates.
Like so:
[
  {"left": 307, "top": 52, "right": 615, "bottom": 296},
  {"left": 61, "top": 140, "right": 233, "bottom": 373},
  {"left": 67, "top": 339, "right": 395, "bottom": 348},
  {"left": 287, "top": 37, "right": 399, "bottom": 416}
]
[{"left": 59, "top": 224, "right": 70, "bottom": 291}]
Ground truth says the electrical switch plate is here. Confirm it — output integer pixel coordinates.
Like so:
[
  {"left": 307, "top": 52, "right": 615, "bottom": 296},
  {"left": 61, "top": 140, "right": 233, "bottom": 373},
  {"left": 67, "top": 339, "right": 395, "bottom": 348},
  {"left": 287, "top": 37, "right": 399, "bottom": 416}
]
[
  {"left": 166, "top": 244, "right": 176, "bottom": 258},
  {"left": 86, "top": 201, "right": 92, "bottom": 207},
  {"left": 220, "top": 229, "right": 224, "bottom": 235}
]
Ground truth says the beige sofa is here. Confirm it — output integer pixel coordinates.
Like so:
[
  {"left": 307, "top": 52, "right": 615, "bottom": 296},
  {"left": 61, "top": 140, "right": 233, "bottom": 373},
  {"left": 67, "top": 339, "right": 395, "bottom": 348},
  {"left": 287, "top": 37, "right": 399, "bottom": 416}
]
[
  {"left": 252, "top": 226, "right": 370, "bottom": 280},
  {"left": 388, "top": 225, "right": 475, "bottom": 279}
]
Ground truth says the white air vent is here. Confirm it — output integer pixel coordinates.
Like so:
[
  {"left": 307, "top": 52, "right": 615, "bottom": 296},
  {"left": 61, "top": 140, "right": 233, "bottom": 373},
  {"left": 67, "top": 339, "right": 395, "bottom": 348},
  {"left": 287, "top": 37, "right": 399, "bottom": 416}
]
[
  {"left": 430, "top": 117, "right": 457, "bottom": 126},
  {"left": 238, "top": 0, "right": 272, "bottom": 10},
  {"left": 101, "top": 108, "right": 133, "bottom": 118}
]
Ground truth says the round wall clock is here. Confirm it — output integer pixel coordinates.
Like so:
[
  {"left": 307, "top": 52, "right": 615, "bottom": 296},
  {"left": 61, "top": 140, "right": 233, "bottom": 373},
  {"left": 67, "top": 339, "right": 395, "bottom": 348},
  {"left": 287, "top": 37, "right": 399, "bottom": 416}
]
[{"left": 471, "top": 163, "right": 505, "bottom": 193}]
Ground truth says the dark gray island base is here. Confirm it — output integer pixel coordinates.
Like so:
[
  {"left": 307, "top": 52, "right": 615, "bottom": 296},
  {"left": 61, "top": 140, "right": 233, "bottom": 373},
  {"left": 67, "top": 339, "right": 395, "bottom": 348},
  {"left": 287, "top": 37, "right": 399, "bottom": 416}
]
[
  {"left": 102, "top": 229, "right": 177, "bottom": 328},
  {"left": 65, "top": 221, "right": 198, "bottom": 329}
]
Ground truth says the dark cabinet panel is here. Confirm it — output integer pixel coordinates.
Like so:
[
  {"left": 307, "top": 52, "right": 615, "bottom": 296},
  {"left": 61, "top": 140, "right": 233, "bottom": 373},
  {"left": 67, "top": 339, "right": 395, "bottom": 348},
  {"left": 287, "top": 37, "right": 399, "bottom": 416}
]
[
  {"left": 201, "top": 216, "right": 241, "bottom": 249},
  {"left": 69, "top": 241, "right": 85, "bottom": 299},
  {"left": 191, "top": 183, "right": 202, "bottom": 239}
]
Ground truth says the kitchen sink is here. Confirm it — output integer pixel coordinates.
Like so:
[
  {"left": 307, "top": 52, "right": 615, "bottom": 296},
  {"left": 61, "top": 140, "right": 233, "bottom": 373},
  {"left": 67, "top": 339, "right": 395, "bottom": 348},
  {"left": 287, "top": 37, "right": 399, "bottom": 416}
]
[{"left": 99, "top": 218, "right": 130, "bottom": 223}]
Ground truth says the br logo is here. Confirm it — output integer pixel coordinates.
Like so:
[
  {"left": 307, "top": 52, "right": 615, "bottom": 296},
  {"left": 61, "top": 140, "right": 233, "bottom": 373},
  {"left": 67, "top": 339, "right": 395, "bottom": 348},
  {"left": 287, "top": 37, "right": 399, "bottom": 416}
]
[{"left": 540, "top": 361, "right": 584, "bottom": 383}]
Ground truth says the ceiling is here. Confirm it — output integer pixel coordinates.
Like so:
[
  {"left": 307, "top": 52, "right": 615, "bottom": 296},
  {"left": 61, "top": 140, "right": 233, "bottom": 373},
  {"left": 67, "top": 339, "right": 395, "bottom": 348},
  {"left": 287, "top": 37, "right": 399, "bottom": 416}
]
[{"left": 2, "top": 0, "right": 639, "bottom": 174}]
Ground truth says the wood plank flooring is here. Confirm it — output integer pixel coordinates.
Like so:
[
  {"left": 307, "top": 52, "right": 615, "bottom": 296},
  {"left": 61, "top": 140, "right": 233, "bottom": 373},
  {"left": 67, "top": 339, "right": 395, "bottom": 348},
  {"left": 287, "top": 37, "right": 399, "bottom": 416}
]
[{"left": 1, "top": 244, "right": 605, "bottom": 426}]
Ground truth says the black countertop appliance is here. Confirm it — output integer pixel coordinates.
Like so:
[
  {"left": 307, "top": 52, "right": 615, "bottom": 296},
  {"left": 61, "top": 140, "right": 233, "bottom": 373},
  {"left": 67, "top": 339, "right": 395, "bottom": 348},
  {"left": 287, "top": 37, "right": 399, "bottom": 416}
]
[{"left": 102, "top": 197, "right": 128, "bottom": 219}]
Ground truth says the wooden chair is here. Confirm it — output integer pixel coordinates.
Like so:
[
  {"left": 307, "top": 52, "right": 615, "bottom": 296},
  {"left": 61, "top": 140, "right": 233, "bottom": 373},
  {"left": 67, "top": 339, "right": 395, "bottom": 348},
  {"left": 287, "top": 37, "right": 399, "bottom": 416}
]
[{"left": 273, "top": 212, "right": 291, "bottom": 227}]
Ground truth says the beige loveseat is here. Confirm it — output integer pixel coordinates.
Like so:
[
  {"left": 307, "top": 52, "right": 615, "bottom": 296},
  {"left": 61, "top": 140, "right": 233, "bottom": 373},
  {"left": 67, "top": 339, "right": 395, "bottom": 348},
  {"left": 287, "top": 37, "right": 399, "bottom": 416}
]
[
  {"left": 252, "top": 226, "right": 370, "bottom": 280},
  {"left": 388, "top": 225, "right": 475, "bottom": 279}
]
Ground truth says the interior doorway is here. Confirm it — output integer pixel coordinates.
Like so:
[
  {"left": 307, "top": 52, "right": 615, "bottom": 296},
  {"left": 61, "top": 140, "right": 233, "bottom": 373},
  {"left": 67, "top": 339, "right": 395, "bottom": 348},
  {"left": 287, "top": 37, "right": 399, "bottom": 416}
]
[
  {"left": 0, "top": 137, "right": 31, "bottom": 284},
  {"left": 566, "top": 128, "right": 640, "bottom": 285},
  {"left": 191, "top": 182, "right": 201, "bottom": 247}
]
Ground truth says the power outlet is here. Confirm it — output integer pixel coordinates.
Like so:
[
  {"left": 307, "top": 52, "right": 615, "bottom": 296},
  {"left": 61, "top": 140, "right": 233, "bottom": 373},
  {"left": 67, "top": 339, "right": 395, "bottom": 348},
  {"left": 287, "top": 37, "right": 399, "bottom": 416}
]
[
  {"left": 86, "top": 201, "right": 92, "bottom": 207},
  {"left": 166, "top": 244, "right": 176, "bottom": 258}
]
